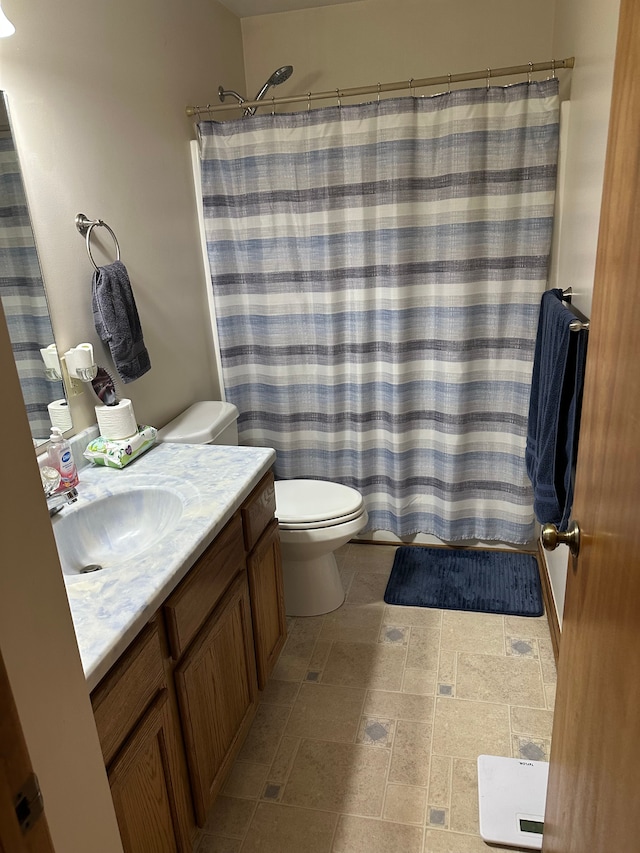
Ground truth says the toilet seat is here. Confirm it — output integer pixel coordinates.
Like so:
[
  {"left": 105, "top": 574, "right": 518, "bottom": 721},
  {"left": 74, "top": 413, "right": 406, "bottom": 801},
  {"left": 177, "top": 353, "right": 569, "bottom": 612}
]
[{"left": 275, "top": 479, "right": 365, "bottom": 530}]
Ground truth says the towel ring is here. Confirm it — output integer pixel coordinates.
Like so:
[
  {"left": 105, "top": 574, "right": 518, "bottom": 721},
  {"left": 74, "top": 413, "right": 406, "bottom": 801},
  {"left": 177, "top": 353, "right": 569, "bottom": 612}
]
[{"left": 75, "top": 213, "right": 120, "bottom": 272}]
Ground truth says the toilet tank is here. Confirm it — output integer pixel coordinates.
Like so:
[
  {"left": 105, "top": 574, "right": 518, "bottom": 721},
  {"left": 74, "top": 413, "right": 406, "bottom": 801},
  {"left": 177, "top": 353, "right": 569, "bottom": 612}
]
[{"left": 156, "top": 401, "right": 239, "bottom": 445}]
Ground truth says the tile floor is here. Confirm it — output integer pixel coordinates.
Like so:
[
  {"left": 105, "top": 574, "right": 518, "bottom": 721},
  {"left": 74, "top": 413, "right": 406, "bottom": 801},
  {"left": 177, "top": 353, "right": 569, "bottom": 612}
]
[{"left": 194, "top": 542, "right": 556, "bottom": 853}]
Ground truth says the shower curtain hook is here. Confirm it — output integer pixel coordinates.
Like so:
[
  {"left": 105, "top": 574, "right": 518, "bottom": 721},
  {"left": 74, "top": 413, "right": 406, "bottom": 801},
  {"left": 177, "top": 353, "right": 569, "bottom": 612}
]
[
  {"left": 447, "top": 73, "right": 452, "bottom": 95},
  {"left": 377, "top": 82, "right": 381, "bottom": 103},
  {"left": 486, "top": 68, "right": 491, "bottom": 90},
  {"left": 528, "top": 62, "right": 533, "bottom": 84},
  {"left": 336, "top": 88, "right": 341, "bottom": 108},
  {"left": 271, "top": 96, "right": 276, "bottom": 115},
  {"left": 409, "top": 78, "right": 415, "bottom": 98},
  {"left": 307, "top": 92, "right": 311, "bottom": 111},
  {"left": 551, "top": 59, "right": 556, "bottom": 79}
]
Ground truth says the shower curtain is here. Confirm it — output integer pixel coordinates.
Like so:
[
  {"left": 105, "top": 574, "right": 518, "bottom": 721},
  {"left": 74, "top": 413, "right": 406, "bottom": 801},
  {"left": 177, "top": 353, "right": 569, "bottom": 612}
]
[
  {"left": 199, "top": 78, "right": 559, "bottom": 543},
  {"left": 0, "top": 129, "right": 61, "bottom": 440}
]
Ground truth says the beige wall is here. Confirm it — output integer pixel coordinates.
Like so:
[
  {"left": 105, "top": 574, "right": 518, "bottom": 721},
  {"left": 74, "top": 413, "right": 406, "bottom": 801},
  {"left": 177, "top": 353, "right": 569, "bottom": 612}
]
[
  {"left": 0, "top": 0, "right": 245, "bottom": 435},
  {"left": 0, "top": 299, "right": 124, "bottom": 852},
  {"left": 551, "top": 0, "right": 621, "bottom": 318},
  {"left": 242, "top": 0, "right": 557, "bottom": 107},
  {"left": 543, "top": 0, "right": 621, "bottom": 627}
]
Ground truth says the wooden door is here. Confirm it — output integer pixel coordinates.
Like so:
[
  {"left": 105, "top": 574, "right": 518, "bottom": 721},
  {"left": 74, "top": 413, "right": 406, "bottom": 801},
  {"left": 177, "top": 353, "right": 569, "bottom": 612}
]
[
  {"left": 108, "top": 690, "right": 187, "bottom": 853},
  {"left": 0, "top": 651, "right": 54, "bottom": 853},
  {"left": 246, "top": 518, "right": 287, "bottom": 689},
  {"left": 174, "top": 573, "right": 258, "bottom": 826},
  {"left": 543, "top": 2, "right": 640, "bottom": 850}
]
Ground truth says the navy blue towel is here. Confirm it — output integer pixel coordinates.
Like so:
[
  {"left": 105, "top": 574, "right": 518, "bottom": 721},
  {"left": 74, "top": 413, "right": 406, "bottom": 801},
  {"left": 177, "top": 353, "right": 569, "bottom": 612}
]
[
  {"left": 526, "top": 288, "right": 588, "bottom": 530},
  {"left": 92, "top": 260, "right": 151, "bottom": 384}
]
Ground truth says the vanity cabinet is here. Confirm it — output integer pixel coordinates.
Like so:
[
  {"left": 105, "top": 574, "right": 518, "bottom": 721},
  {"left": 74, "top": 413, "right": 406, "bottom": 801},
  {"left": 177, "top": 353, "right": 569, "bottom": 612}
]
[
  {"left": 90, "top": 469, "right": 287, "bottom": 844},
  {"left": 242, "top": 473, "right": 286, "bottom": 689},
  {"left": 91, "top": 621, "right": 193, "bottom": 853},
  {"left": 166, "top": 514, "right": 258, "bottom": 826}
]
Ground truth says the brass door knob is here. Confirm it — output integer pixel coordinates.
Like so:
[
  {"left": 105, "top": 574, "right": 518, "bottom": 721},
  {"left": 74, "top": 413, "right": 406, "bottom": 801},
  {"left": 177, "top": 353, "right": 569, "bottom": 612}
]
[{"left": 541, "top": 520, "right": 581, "bottom": 557}]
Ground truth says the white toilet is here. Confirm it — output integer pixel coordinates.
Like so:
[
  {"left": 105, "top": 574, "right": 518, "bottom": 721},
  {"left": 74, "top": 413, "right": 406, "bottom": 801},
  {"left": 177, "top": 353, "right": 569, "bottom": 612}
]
[{"left": 157, "top": 401, "right": 368, "bottom": 617}]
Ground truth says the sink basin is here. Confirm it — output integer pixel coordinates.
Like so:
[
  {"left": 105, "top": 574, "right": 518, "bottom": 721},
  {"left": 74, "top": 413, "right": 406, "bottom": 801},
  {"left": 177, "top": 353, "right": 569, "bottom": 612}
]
[{"left": 52, "top": 487, "right": 185, "bottom": 580}]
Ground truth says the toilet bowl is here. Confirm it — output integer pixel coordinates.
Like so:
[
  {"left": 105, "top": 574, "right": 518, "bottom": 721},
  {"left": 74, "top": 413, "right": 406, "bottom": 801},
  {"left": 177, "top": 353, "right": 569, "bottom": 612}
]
[
  {"left": 157, "top": 401, "right": 368, "bottom": 617},
  {"left": 275, "top": 479, "right": 368, "bottom": 616}
]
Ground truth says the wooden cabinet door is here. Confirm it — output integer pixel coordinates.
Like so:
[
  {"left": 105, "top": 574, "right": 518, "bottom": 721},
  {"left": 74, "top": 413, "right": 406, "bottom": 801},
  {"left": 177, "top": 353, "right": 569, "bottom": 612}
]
[
  {"left": 108, "top": 690, "right": 187, "bottom": 853},
  {"left": 246, "top": 519, "right": 287, "bottom": 689},
  {"left": 174, "top": 573, "right": 258, "bottom": 826}
]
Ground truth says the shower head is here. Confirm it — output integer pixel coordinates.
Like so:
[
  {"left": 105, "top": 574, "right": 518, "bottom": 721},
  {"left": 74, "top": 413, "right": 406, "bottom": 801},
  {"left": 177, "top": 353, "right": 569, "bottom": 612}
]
[
  {"left": 245, "top": 65, "right": 294, "bottom": 115},
  {"left": 266, "top": 65, "right": 294, "bottom": 88}
]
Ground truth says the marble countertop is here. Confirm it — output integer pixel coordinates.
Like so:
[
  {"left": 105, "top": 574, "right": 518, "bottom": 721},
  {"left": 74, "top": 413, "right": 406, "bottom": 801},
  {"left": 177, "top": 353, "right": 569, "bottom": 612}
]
[{"left": 56, "top": 442, "right": 275, "bottom": 692}]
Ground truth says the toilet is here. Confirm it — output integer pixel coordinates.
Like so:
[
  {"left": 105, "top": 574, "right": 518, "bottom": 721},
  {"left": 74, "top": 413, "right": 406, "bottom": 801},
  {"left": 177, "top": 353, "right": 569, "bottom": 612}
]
[{"left": 157, "top": 401, "right": 368, "bottom": 617}]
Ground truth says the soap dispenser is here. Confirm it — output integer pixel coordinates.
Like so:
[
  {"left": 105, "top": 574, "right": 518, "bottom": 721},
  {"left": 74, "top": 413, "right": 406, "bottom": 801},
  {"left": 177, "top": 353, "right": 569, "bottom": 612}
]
[{"left": 48, "top": 427, "right": 79, "bottom": 490}]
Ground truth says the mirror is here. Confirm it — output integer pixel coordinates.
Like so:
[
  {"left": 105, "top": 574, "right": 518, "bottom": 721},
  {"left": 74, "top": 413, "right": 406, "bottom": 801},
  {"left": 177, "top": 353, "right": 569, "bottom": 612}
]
[{"left": 0, "top": 92, "right": 70, "bottom": 447}]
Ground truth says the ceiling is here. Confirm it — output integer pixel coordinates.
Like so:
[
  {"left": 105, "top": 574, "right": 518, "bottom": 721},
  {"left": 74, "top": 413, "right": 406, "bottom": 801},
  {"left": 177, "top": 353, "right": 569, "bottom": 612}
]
[{"left": 218, "top": 0, "right": 363, "bottom": 17}]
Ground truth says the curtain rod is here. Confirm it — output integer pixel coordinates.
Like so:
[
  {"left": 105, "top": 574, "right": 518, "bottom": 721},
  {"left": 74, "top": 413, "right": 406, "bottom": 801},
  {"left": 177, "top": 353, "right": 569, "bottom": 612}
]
[{"left": 186, "top": 57, "right": 574, "bottom": 118}]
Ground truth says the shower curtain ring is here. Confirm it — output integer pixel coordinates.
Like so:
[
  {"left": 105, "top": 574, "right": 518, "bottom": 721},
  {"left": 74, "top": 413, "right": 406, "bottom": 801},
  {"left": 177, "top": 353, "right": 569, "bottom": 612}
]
[
  {"left": 528, "top": 62, "right": 533, "bottom": 84},
  {"left": 486, "top": 68, "right": 491, "bottom": 90},
  {"left": 336, "top": 88, "right": 341, "bottom": 108},
  {"left": 307, "top": 92, "right": 311, "bottom": 111},
  {"left": 551, "top": 59, "right": 556, "bottom": 79},
  {"left": 409, "top": 78, "right": 415, "bottom": 97},
  {"left": 271, "top": 96, "right": 276, "bottom": 115},
  {"left": 447, "top": 73, "right": 452, "bottom": 94},
  {"left": 377, "top": 82, "right": 381, "bottom": 103}
]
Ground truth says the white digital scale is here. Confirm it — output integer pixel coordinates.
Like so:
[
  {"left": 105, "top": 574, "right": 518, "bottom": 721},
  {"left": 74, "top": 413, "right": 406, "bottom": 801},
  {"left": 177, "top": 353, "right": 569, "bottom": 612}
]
[{"left": 477, "top": 755, "right": 549, "bottom": 850}]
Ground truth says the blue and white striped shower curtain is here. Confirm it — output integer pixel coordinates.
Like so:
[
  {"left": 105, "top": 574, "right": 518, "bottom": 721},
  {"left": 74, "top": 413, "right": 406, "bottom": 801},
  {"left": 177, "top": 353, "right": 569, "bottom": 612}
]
[
  {"left": 0, "top": 129, "right": 63, "bottom": 440},
  {"left": 199, "top": 79, "right": 559, "bottom": 543}
]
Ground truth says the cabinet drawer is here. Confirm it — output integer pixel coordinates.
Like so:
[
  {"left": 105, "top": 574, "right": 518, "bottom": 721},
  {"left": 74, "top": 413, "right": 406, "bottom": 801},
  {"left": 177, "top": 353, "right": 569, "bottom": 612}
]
[
  {"left": 242, "top": 472, "right": 276, "bottom": 552},
  {"left": 91, "top": 621, "right": 165, "bottom": 767},
  {"left": 164, "top": 513, "right": 245, "bottom": 660}
]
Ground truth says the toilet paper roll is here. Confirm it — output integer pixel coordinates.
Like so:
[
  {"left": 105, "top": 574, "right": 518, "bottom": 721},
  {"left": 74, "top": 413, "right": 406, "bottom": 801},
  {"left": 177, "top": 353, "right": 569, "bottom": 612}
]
[
  {"left": 95, "top": 399, "right": 138, "bottom": 440},
  {"left": 48, "top": 399, "right": 73, "bottom": 432}
]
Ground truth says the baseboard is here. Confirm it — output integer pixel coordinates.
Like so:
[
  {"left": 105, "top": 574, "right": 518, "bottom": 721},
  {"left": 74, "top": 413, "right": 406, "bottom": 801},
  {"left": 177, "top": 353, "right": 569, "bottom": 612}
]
[{"left": 536, "top": 540, "right": 561, "bottom": 663}]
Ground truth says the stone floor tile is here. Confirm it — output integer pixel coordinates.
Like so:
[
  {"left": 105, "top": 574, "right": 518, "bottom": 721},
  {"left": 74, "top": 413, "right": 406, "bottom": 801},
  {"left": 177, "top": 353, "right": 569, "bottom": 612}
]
[
  {"left": 388, "top": 719, "right": 432, "bottom": 787},
  {"left": 456, "top": 653, "right": 545, "bottom": 707},
  {"left": 432, "top": 697, "right": 511, "bottom": 759},
  {"left": 222, "top": 761, "right": 269, "bottom": 799},
  {"left": 382, "top": 784, "right": 427, "bottom": 824},
  {"left": 332, "top": 814, "right": 423, "bottom": 853},
  {"left": 322, "top": 640, "right": 407, "bottom": 690},
  {"left": 241, "top": 803, "right": 337, "bottom": 853},
  {"left": 441, "top": 610, "right": 506, "bottom": 655},
  {"left": 286, "top": 682, "right": 366, "bottom": 742},
  {"left": 282, "top": 739, "right": 389, "bottom": 816}
]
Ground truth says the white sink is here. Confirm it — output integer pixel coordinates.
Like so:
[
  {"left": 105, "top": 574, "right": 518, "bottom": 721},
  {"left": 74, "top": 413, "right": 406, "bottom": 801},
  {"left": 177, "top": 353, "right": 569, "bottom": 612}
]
[{"left": 52, "top": 487, "right": 185, "bottom": 581}]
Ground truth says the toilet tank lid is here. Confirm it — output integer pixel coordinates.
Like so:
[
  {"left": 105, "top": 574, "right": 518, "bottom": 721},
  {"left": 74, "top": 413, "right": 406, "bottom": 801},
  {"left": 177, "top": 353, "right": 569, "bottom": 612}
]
[{"left": 156, "top": 401, "right": 239, "bottom": 444}]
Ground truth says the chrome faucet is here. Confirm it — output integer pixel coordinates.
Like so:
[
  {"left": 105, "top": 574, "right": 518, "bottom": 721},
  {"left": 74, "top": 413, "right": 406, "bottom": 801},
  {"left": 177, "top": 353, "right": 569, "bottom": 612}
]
[
  {"left": 46, "top": 487, "right": 78, "bottom": 517},
  {"left": 41, "top": 465, "right": 78, "bottom": 516}
]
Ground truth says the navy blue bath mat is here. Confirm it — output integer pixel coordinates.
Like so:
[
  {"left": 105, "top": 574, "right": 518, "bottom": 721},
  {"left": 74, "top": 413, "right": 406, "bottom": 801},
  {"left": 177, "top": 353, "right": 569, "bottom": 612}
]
[{"left": 384, "top": 547, "right": 543, "bottom": 617}]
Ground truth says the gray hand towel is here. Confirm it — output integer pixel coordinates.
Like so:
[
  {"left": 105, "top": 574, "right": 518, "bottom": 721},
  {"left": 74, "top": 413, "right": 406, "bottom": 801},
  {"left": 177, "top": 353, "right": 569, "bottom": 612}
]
[{"left": 92, "top": 260, "right": 151, "bottom": 384}]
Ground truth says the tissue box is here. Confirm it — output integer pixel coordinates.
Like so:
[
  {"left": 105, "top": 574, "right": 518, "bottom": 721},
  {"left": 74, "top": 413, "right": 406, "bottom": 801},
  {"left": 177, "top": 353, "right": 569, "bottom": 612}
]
[{"left": 83, "top": 425, "right": 157, "bottom": 469}]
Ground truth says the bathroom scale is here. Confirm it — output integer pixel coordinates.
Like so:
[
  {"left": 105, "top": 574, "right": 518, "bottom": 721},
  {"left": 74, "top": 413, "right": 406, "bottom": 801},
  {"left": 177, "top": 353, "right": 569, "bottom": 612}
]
[{"left": 477, "top": 755, "right": 549, "bottom": 850}]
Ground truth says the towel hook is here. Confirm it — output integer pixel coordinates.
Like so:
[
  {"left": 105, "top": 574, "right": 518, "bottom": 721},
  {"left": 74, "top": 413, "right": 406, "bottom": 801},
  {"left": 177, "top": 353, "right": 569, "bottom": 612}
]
[{"left": 75, "top": 213, "right": 120, "bottom": 272}]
